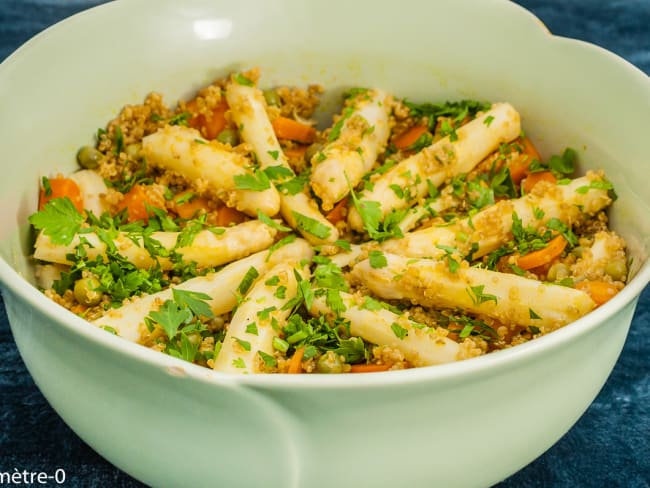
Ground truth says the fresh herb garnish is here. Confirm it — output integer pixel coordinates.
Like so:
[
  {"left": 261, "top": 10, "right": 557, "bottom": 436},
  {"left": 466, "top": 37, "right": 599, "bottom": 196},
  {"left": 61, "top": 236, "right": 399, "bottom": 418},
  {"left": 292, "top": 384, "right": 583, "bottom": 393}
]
[
  {"left": 234, "top": 73, "right": 254, "bottom": 86},
  {"left": 29, "top": 197, "right": 85, "bottom": 245},
  {"left": 292, "top": 211, "right": 331, "bottom": 239},
  {"left": 233, "top": 169, "right": 271, "bottom": 191}
]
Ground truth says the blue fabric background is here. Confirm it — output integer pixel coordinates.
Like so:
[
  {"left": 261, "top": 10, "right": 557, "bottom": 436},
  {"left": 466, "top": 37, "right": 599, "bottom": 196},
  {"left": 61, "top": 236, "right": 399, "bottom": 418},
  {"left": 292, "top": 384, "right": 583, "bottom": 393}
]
[{"left": 0, "top": 1, "right": 648, "bottom": 486}]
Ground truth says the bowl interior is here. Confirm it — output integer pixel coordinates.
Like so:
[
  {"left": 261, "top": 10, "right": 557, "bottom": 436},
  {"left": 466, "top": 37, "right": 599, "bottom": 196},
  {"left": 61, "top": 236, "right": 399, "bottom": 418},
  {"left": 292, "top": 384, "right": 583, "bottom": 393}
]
[{"left": 0, "top": 0, "right": 649, "bottom": 350}]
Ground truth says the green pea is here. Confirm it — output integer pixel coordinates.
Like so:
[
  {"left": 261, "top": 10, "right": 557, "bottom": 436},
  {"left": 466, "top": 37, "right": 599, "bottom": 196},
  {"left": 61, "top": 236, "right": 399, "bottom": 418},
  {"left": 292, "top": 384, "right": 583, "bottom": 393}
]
[
  {"left": 547, "top": 262, "right": 570, "bottom": 282},
  {"left": 572, "top": 246, "right": 585, "bottom": 258},
  {"left": 186, "top": 331, "right": 202, "bottom": 346},
  {"left": 73, "top": 277, "right": 102, "bottom": 307},
  {"left": 125, "top": 143, "right": 142, "bottom": 160},
  {"left": 304, "top": 143, "right": 323, "bottom": 163},
  {"left": 605, "top": 258, "right": 627, "bottom": 281},
  {"left": 216, "top": 129, "right": 239, "bottom": 147},
  {"left": 76, "top": 146, "right": 102, "bottom": 169},
  {"left": 316, "top": 351, "right": 345, "bottom": 374},
  {"left": 263, "top": 89, "right": 282, "bottom": 107}
]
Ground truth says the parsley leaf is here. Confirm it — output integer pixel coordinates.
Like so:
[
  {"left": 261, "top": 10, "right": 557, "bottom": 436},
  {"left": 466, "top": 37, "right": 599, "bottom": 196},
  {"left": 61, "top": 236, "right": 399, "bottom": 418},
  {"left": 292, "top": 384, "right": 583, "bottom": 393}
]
[
  {"left": 263, "top": 165, "right": 294, "bottom": 181},
  {"left": 548, "top": 148, "right": 576, "bottom": 176},
  {"left": 148, "top": 300, "right": 192, "bottom": 340},
  {"left": 233, "top": 169, "right": 271, "bottom": 191},
  {"left": 466, "top": 285, "right": 498, "bottom": 306},
  {"left": 29, "top": 197, "right": 84, "bottom": 245},
  {"left": 292, "top": 211, "right": 331, "bottom": 239},
  {"left": 328, "top": 107, "right": 355, "bottom": 142},
  {"left": 276, "top": 172, "right": 309, "bottom": 195},
  {"left": 258, "top": 350, "right": 277, "bottom": 367},
  {"left": 172, "top": 289, "right": 214, "bottom": 318},
  {"left": 257, "top": 210, "right": 291, "bottom": 232},
  {"left": 369, "top": 250, "right": 388, "bottom": 269}
]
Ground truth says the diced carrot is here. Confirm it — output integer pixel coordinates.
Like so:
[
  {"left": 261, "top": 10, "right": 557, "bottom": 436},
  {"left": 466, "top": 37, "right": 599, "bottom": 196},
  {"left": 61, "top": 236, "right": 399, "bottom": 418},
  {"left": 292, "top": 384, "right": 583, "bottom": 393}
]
[
  {"left": 116, "top": 184, "right": 166, "bottom": 223},
  {"left": 283, "top": 144, "right": 309, "bottom": 161},
  {"left": 349, "top": 363, "right": 391, "bottom": 373},
  {"left": 325, "top": 198, "right": 348, "bottom": 225},
  {"left": 70, "top": 303, "right": 88, "bottom": 315},
  {"left": 39, "top": 177, "right": 84, "bottom": 213},
  {"left": 287, "top": 347, "right": 305, "bottom": 374},
  {"left": 173, "top": 191, "right": 210, "bottom": 220},
  {"left": 271, "top": 116, "right": 316, "bottom": 144},
  {"left": 528, "top": 259, "right": 556, "bottom": 277},
  {"left": 393, "top": 124, "right": 429, "bottom": 150},
  {"left": 214, "top": 206, "right": 247, "bottom": 227},
  {"left": 575, "top": 280, "right": 619, "bottom": 306},
  {"left": 508, "top": 137, "right": 543, "bottom": 183},
  {"left": 521, "top": 170, "right": 557, "bottom": 194},
  {"left": 188, "top": 98, "right": 229, "bottom": 140},
  {"left": 517, "top": 235, "right": 567, "bottom": 270}
]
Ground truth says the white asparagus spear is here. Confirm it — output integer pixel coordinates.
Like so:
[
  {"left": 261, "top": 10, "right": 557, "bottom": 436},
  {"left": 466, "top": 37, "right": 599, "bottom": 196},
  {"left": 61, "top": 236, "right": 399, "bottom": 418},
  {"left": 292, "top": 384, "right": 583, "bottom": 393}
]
[
  {"left": 141, "top": 125, "right": 280, "bottom": 217},
  {"left": 382, "top": 173, "right": 612, "bottom": 259},
  {"left": 34, "top": 220, "right": 277, "bottom": 270},
  {"left": 93, "top": 238, "right": 314, "bottom": 342},
  {"left": 225, "top": 80, "right": 339, "bottom": 245},
  {"left": 348, "top": 102, "right": 521, "bottom": 231},
  {"left": 571, "top": 230, "right": 627, "bottom": 282},
  {"left": 310, "top": 89, "right": 392, "bottom": 210},
  {"left": 310, "top": 291, "right": 459, "bottom": 367},
  {"left": 213, "top": 261, "right": 311, "bottom": 374},
  {"left": 329, "top": 244, "right": 364, "bottom": 269},
  {"left": 68, "top": 169, "right": 109, "bottom": 217},
  {"left": 351, "top": 253, "right": 596, "bottom": 328}
]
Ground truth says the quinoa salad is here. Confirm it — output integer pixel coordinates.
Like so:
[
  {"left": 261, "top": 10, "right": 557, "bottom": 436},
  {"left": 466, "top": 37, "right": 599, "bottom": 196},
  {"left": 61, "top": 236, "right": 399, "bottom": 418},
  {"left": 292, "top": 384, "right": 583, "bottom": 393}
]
[{"left": 28, "top": 68, "right": 628, "bottom": 374}]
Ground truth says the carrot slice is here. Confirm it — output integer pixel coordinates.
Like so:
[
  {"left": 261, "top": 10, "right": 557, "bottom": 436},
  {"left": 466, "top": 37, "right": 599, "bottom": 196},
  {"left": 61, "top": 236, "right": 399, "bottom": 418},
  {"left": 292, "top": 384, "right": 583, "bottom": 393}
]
[
  {"left": 39, "top": 177, "right": 84, "bottom": 213},
  {"left": 325, "top": 198, "right": 348, "bottom": 224},
  {"left": 508, "top": 137, "right": 542, "bottom": 183},
  {"left": 116, "top": 184, "right": 166, "bottom": 223},
  {"left": 214, "top": 206, "right": 247, "bottom": 227},
  {"left": 517, "top": 235, "right": 567, "bottom": 270},
  {"left": 173, "top": 191, "right": 211, "bottom": 220},
  {"left": 271, "top": 117, "right": 316, "bottom": 144},
  {"left": 287, "top": 347, "right": 305, "bottom": 374},
  {"left": 188, "top": 99, "right": 229, "bottom": 140},
  {"left": 521, "top": 170, "right": 557, "bottom": 194},
  {"left": 349, "top": 363, "right": 391, "bottom": 373},
  {"left": 575, "top": 280, "right": 619, "bottom": 306},
  {"left": 393, "top": 125, "right": 429, "bottom": 150}
]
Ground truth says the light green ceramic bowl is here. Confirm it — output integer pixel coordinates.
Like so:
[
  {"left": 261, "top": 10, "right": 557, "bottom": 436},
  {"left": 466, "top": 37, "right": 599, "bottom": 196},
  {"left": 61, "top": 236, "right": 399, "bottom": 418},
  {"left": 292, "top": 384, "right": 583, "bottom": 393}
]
[{"left": 0, "top": 0, "right": 648, "bottom": 486}]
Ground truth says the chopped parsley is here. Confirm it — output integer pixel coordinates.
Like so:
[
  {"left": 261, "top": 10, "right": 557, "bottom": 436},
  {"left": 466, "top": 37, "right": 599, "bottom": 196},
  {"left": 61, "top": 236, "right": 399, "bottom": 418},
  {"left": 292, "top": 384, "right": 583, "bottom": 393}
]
[
  {"left": 237, "top": 266, "right": 260, "bottom": 295},
  {"left": 391, "top": 322, "right": 408, "bottom": 340},
  {"left": 257, "top": 210, "right": 291, "bottom": 232},
  {"left": 466, "top": 285, "right": 498, "bottom": 306},
  {"left": 403, "top": 99, "right": 491, "bottom": 131},
  {"left": 113, "top": 126, "right": 124, "bottom": 155},
  {"left": 328, "top": 106, "right": 355, "bottom": 142},
  {"left": 234, "top": 73, "right": 254, "bottom": 86},
  {"left": 368, "top": 250, "right": 388, "bottom": 269}
]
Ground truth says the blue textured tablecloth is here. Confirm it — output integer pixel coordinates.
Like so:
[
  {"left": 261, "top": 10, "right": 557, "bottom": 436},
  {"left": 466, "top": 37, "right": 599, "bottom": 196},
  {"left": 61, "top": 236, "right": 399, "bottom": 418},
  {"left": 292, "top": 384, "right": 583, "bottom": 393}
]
[{"left": 0, "top": 1, "right": 648, "bottom": 486}]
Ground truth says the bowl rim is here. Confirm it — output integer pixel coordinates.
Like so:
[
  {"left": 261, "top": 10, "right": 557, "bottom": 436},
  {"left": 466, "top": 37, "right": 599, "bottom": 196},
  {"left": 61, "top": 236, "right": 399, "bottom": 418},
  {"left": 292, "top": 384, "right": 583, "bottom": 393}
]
[{"left": 1, "top": 0, "right": 649, "bottom": 390}]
